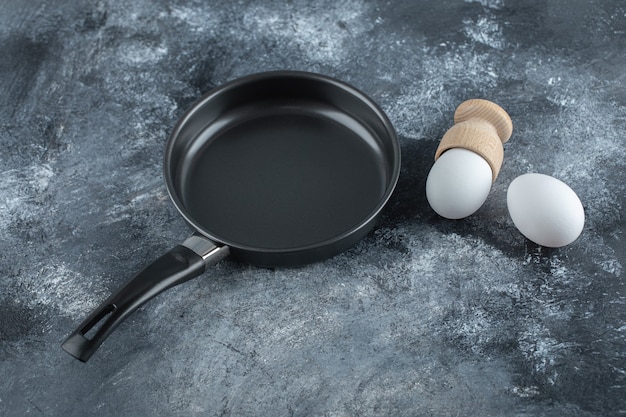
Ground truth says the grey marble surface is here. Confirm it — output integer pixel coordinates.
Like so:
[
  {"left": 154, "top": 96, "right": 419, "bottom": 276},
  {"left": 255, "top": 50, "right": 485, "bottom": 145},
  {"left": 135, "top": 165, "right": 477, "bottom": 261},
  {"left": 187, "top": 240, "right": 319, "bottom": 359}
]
[{"left": 1, "top": 0, "right": 624, "bottom": 415}]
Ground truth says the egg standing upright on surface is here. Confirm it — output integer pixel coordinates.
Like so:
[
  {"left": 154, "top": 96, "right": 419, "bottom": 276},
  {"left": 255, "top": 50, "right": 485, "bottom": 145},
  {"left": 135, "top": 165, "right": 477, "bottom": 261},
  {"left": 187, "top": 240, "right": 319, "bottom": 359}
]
[{"left": 426, "top": 99, "right": 513, "bottom": 219}]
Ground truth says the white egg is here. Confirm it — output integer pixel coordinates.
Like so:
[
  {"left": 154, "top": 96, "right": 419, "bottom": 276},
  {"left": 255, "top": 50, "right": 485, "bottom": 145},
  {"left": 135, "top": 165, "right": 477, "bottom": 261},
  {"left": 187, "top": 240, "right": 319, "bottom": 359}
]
[
  {"left": 507, "top": 173, "right": 585, "bottom": 247},
  {"left": 426, "top": 148, "right": 493, "bottom": 219}
]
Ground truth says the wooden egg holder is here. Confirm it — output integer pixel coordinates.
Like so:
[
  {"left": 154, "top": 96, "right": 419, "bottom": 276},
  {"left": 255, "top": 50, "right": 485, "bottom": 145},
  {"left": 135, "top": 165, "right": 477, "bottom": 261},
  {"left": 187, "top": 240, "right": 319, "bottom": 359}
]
[{"left": 434, "top": 99, "right": 513, "bottom": 181}]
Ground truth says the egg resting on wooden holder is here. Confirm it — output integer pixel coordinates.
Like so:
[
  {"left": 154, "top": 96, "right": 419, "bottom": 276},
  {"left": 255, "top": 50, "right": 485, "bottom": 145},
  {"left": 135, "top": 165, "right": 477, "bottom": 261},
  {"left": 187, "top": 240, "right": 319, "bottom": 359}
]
[{"left": 426, "top": 99, "right": 513, "bottom": 219}]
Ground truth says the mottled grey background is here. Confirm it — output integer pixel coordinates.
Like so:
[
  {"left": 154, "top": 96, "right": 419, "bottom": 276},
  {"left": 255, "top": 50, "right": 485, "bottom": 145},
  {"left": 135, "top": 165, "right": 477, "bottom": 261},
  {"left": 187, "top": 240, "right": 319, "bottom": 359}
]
[{"left": 1, "top": 0, "right": 624, "bottom": 416}]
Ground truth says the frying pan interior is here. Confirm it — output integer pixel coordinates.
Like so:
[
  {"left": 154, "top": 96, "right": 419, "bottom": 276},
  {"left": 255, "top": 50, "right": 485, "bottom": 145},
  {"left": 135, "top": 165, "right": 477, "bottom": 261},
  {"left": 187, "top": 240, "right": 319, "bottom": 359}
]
[
  {"left": 166, "top": 72, "right": 400, "bottom": 265},
  {"left": 62, "top": 71, "right": 400, "bottom": 361}
]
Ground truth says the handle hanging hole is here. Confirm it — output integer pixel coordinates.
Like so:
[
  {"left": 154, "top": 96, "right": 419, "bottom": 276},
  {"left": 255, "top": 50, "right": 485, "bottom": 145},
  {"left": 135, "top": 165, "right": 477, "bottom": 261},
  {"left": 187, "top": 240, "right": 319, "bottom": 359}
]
[{"left": 81, "top": 304, "right": 116, "bottom": 340}]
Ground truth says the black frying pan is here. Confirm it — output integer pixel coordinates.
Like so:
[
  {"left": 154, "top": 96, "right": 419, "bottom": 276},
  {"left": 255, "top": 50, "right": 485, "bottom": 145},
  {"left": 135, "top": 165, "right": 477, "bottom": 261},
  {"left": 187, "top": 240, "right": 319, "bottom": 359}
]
[{"left": 62, "top": 71, "right": 401, "bottom": 362}]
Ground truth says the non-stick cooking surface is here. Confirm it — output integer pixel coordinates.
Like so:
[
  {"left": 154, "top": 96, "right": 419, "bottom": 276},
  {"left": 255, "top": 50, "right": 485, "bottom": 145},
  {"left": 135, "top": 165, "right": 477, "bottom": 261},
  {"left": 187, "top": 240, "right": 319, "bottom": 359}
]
[{"left": 178, "top": 100, "right": 388, "bottom": 250}]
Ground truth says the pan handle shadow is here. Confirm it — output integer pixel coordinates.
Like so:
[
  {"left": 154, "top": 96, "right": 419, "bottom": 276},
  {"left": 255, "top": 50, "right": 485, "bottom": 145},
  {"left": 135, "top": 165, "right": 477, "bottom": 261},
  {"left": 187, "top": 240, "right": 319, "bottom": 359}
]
[{"left": 61, "top": 235, "right": 229, "bottom": 362}]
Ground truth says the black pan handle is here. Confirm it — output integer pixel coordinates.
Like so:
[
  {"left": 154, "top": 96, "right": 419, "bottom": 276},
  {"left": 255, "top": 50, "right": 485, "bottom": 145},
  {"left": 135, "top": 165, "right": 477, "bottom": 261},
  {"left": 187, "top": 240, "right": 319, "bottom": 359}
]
[{"left": 61, "top": 235, "right": 230, "bottom": 362}]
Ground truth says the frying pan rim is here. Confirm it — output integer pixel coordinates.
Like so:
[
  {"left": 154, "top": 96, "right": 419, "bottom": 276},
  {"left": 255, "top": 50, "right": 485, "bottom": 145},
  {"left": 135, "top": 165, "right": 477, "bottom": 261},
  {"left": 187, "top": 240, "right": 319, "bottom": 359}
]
[{"left": 163, "top": 70, "right": 401, "bottom": 255}]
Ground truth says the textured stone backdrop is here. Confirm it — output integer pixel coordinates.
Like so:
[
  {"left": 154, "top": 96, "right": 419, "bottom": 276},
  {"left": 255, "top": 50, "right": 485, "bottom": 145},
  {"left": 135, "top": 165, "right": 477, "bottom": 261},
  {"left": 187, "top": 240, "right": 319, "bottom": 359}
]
[{"left": 1, "top": 0, "right": 624, "bottom": 415}]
